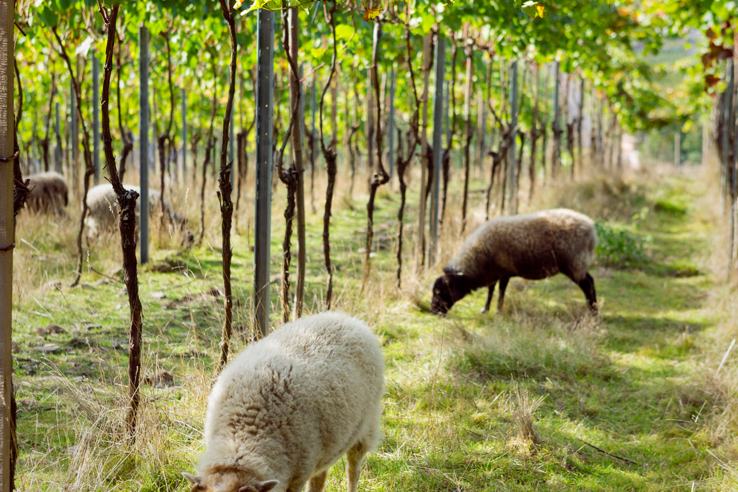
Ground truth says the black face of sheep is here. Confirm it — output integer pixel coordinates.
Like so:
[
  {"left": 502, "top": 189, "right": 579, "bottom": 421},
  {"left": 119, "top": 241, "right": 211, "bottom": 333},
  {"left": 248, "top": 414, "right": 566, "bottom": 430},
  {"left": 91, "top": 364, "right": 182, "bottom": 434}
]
[
  {"left": 431, "top": 275, "right": 465, "bottom": 315},
  {"left": 182, "top": 229, "right": 195, "bottom": 248}
]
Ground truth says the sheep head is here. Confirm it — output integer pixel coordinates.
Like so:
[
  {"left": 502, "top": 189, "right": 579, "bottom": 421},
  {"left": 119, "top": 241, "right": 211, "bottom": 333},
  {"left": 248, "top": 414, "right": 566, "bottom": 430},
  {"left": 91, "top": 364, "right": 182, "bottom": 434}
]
[
  {"left": 431, "top": 274, "right": 469, "bottom": 315},
  {"left": 183, "top": 472, "right": 279, "bottom": 492}
]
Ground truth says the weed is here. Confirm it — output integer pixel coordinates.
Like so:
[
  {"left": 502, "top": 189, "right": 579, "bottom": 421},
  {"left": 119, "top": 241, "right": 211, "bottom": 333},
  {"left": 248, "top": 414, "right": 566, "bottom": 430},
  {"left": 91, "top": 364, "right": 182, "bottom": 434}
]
[{"left": 594, "top": 221, "right": 651, "bottom": 269}]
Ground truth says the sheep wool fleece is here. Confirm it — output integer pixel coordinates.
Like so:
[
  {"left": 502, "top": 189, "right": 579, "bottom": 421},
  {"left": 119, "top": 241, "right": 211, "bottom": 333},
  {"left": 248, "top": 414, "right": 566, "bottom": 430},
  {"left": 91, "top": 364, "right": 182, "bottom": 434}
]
[
  {"left": 25, "top": 171, "right": 68, "bottom": 215},
  {"left": 85, "top": 183, "right": 167, "bottom": 235},
  {"left": 448, "top": 208, "right": 597, "bottom": 282},
  {"left": 197, "top": 311, "right": 384, "bottom": 492}
]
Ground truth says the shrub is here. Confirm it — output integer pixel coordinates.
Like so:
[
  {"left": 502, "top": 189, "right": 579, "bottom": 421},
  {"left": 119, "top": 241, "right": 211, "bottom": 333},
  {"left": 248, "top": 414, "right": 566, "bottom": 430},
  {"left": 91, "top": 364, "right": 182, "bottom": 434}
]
[{"left": 594, "top": 221, "right": 650, "bottom": 269}]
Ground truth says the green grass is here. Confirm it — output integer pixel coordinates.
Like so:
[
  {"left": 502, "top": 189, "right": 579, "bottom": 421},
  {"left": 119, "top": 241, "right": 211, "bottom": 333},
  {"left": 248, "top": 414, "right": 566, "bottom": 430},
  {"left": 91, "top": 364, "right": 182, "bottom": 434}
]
[{"left": 11, "top": 167, "right": 737, "bottom": 490}]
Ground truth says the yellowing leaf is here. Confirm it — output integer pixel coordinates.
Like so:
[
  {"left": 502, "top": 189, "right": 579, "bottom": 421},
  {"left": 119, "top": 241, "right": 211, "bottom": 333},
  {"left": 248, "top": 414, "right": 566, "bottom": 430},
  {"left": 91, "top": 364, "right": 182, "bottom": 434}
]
[
  {"left": 521, "top": 1, "right": 546, "bottom": 18},
  {"left": 363, "top": 7, "right": 382, "bottom": 21}
]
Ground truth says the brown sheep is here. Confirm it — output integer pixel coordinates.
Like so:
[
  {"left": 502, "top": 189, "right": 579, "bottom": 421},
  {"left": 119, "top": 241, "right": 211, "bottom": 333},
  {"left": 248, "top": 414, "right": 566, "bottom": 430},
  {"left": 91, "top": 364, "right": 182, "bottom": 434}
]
[
  {"left": 431, "top": 208, "right": 598, "bottom": 315},
  {"left": 24, "top": 171, "right": 68, "bottom": 216}
]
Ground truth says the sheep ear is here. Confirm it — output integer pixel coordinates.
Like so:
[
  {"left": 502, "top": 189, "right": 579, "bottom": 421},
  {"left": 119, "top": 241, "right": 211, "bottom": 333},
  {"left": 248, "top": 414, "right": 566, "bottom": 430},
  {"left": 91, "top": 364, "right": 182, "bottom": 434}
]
[
  {"left": 182, "top": 472, "right": 203, "bottom": 488},
  {"left": 256, "top": 480, "right": 279, "bottom": 492},
  {"left": 237, "top": 482, "right": 279, "bottom": 492}
]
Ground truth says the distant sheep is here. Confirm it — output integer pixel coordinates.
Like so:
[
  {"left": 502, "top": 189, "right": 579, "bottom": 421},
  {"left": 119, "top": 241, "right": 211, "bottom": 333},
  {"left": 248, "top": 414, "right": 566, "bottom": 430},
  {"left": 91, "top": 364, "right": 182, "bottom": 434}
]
[
  {"left": 85, "top": 183, "right": 192, "bottom": 243},
  {"left": 432, "top": 208, "right": 598, "bottom": 315},
  {"left": 24, "top": 171, "right": 68, "bottom": 216},
  {"left": 183, "top": 311, "right": 385, "bottom": 492}
]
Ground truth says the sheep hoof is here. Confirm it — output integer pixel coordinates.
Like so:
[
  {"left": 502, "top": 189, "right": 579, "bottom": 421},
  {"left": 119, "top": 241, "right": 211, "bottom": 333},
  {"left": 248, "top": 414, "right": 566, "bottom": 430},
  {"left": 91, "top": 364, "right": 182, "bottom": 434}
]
[{"left": 479, "top": 308, "right": 489, "bottom": 315}]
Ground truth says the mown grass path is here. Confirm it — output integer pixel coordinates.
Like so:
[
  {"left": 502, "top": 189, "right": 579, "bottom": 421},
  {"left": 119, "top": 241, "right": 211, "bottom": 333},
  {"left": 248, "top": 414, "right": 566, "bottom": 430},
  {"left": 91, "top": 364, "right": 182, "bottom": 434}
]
[
  {"left": 359, "top": 172, "right": 726, "bottom": 491},
  {"left": 12, "top": 170, "right": 732, "bottom": 490}
]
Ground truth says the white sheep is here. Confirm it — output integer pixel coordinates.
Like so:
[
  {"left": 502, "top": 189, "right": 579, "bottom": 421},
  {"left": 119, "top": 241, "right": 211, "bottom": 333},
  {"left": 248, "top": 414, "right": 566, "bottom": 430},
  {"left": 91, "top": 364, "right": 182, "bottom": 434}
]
[
  {"left": 84, "top": 183, "right": 192, "bottom": 243},
  {"left": 24, "top": 171, "right": 68, "bottom": 216},
  {"left": 183, "top": 311, "right": 385, "bottom": 492},
  {"left": 432, "top": 208, "right": 598, "bottom": 315}
]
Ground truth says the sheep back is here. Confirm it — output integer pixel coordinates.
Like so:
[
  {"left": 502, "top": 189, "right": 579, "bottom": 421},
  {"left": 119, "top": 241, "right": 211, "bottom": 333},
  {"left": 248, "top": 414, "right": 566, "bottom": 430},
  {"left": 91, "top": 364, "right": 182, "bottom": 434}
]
[
  {"left": 24, "top": 171, "right": 68, "bottom": 216},
  {"left": 84, "top": 183, "right": 166, "bottom": 236},
  {"left": 199, "top": 311, "right": 384, "bottom": 488},
  {"left": 447, "top": 208, "right": 597, "bottom": 284}
]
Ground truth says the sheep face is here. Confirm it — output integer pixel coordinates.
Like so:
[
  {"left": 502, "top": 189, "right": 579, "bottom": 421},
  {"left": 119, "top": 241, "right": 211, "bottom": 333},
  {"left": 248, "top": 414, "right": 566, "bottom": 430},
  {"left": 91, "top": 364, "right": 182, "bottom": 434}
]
[
  {"left": 431, "top": 274, "right": 465, "bottom": 315},
  {"left": 182, "top": 229, "right": 195, "bottom": 248},
  {"left": 182, "top": 472, "right": 279, "bottom": 492}
]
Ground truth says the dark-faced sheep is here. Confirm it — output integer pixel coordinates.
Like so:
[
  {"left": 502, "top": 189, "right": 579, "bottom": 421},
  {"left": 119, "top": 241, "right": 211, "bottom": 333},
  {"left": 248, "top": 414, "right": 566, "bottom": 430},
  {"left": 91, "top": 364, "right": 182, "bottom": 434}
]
[
  {"left": 24, "top": 171, "right": 68, "bottom": 216},
  {"left": 431, "top": 208, "right": 598, "bottom": 315},
  {"left": 85, "top": 183, "right": 193, "bottom": 243},
  {"left": 183, "top": 311, "right": 385, "bottom": 492}
]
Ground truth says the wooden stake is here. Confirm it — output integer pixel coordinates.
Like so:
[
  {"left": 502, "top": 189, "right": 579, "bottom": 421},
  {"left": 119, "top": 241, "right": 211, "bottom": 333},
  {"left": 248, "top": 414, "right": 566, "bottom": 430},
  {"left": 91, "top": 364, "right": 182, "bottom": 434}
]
[{"left": 0, "top": 0, "right": 15, "bottom": 485}]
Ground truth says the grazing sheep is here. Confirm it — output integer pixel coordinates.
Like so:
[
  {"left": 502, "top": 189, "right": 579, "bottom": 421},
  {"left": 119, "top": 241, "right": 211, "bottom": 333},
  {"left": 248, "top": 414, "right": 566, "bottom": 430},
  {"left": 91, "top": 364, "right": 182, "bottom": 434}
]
[
  {"left": 431, "top": 208, "right": 598, "bottom": 315},
  {"left": 24, "top": 171, "right": 68, "bottom": 216},
  {"left": 183, "top": 311, "right": 385, "bottom": 492},
  {"left": 85, "top": 183, "right": 192, "bottom": 243}
]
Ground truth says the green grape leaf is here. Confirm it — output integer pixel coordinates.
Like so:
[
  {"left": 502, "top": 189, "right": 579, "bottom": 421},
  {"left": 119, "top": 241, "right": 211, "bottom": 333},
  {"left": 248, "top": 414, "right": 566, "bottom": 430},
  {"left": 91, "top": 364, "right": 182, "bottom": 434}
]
[
  {"left": 335, "top": 24, "right": 354, "bottom": 42},
  {"left": 38, "top": 6, "right": 58, "bottom": 27},
  {"left": 241, "top": 0, "right": 314, "bottom": 14}
]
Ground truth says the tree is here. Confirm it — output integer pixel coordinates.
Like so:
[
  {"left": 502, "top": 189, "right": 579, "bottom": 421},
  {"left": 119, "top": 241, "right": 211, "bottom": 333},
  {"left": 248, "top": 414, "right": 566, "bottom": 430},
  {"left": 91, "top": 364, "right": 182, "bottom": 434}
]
[
  {"left": 461, "top": 27, "right": 473, "bottom": 232},
  {"left": 97, "top": 4, "right": 145, "bottom": 439},
  {"left": 216, "top": 0, "right": 237, "bottom": 371},
  {"left": 52, "top": 25, "right": 95, "bottom": 288},
  {"left": 287, "top": 7, "right": 306, "bottom": 319},
  {"left": 363, "top": 20, "right": 390, "bottom": 287},
  {"left": 319, "top": 0, "right": 339, "bottom": 309}
]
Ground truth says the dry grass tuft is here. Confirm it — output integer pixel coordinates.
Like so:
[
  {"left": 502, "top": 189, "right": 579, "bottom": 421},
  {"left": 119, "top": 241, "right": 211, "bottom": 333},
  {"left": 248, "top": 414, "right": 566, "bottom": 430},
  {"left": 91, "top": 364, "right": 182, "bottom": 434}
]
[{"left": 507, "top": 384, "right": 545, "bottom": 448}]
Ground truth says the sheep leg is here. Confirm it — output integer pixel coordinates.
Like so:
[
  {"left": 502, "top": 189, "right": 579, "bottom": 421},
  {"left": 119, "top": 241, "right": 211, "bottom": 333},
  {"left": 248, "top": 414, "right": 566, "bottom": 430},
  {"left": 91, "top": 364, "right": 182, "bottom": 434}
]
[
  {"left": 578, "top": 273, "right": 598, "bottom": 314},
  {"left": 481, "top": 281, "right": 497, "bottom": 314},
  {"left": 346, "top": 442, "right": 366, "bottom": 492},
  {"left": 306, "top": 471, "right": 328, "bottom": 492},
  {"left": 496, "top": 277, "right": 510, "bottom": 313}
]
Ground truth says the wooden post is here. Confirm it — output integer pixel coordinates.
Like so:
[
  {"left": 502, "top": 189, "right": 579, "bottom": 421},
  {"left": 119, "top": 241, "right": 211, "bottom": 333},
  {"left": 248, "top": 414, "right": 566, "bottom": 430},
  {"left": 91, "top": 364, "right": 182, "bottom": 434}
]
[
  {"left": 71, "top": 80, "right": 78, "bottom": 193},
  {"left": 429, "top": 36, "right": 445, "bottom": 266},
  {"left": 92, "top": 51, "right": 100, "bottom": 184},
  {"left": 507, "top": 60, "right": 518, "bottom": 213},
  {"left": 0, "top": 0, "right": 15, "bottom": 487},
  {"left": 597, "top": 97, "right": 604, "bottom": 167},
  {"left": 702, "top": 120, "right": 709, "bottom": 168},
  {"left": 552, "top": 61, "right": 561, "bottom": 175},
  {"left": 310, "top": 71, "right": 316, "bottom": 161},
  {"left": 139, "top": 25, "right": 149, "bottom": 264},
  {"left": 181, "top": 87, "right": 187, "bottom": 179},
  {"left": 730, "top": 33, "right": 738, "bottom": 282},
  {"left": 229, "top": 104, "right": 236, "bottom": 188},
  {"left": 577, "top": 76, "right": 585, "bottom": 169},
  {"left": 416, "top": 33, "right": 432, "bottom": 270},
  {"left": 54, "top": 101, "right": 62, "bottom": 173},
  {"left": 477, "top": 90, "right": 485, "bottom": 171},
  {"left": 366, "top": 66, "right": 375, "bottom": 187},
  {"left": 387, "top": 67, "right": 396, "bottom": 180},
  {"left": 674, "top": 132, "right": 681, "bottom": 167},
  {"left": 254, "top": 9, "right": 274, "bottom": 338}
]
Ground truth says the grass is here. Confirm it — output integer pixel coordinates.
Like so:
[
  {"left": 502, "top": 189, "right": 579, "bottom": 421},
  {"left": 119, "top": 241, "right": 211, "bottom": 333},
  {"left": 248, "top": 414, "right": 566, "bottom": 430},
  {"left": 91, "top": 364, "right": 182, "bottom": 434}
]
[{"left": 11, "top": 163, "right": 738, "bottom": 490}]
